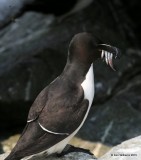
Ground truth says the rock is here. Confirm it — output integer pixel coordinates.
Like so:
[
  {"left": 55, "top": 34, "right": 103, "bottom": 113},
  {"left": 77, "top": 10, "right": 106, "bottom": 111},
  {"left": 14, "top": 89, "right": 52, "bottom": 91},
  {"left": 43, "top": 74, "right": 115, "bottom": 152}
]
[
  {"left": 1, "top": 134, "right": 20, "bottom": 153},
  {"left": 0, "top": 0, "right": 91, "bottom": 28},
  {"left": 0, "top": 0, "right": 33, "bottom": 28},
  {"left": 1, "top": 136, "right": 141, "bottom": 160},
  {"left": 70, "top": 137, "right": 112, "bottom": 157},
  {"left": 0, "top": 153, "right": 8, "bottom": 160},
  {"left": 78, "top": 77, "right": 141, "bottom": 145},
  {"left": 0, "top": 135, "right": 111, "bottom": 157},
  {"left": 0, "top": 134, "right": 112, "bottom": 157},
  {"left": 0, "top": 149, "right": 96, "bottom": 160},
  {"left": 99, "top": 136, "right": 141, "bottom": 160},
  {"left": 0, "top": 12, "right": 63, "bottom": 128},
  {"left": 78, "top": 49, "right": 141, "bottom": 145}
]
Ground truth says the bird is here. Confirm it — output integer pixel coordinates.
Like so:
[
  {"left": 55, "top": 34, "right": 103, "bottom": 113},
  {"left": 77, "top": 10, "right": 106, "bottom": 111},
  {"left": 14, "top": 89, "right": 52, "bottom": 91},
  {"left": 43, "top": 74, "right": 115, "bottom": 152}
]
[{"left": 5, "top": 32, "right": 120, "bottom": 160}]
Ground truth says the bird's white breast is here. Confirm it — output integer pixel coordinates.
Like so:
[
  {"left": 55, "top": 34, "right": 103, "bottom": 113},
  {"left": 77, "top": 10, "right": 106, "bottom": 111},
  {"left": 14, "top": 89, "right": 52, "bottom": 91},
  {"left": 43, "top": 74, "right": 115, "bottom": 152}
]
[
  {"left": 81, "top": 63, "right": 95, "bottom": 106},
  {"left": 75, "top": 63, "right": 95, "bottom": 133}
]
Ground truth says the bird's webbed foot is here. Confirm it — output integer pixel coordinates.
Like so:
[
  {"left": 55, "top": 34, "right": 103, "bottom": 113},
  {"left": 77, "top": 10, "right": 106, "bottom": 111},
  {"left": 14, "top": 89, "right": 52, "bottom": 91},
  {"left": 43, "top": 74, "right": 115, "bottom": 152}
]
[{"left": 56, "top": 144, "right": 93, "bottom": 157}]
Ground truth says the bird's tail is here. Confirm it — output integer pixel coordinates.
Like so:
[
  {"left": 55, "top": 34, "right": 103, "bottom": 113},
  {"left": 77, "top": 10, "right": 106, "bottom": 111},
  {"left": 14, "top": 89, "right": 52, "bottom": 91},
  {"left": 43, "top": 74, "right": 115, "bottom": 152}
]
[{"left": 4, "top": 152, "right": 22, "bottom": 160}]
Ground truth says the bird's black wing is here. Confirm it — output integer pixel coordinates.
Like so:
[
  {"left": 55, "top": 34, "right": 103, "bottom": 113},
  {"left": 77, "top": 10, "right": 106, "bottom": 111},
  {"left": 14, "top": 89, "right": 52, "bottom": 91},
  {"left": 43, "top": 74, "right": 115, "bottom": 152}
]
[
  {"left": 38, "top": 97, "right": 89, "bottom": 135},
  {"left": 27, "top": 77, "right": 89, "bottom": 135},
  {"left": 27, "top": 86, "right": 49, "bottom": 122},
  {"left": 37, "top": 78, "right": 89, "bottom": 134}
]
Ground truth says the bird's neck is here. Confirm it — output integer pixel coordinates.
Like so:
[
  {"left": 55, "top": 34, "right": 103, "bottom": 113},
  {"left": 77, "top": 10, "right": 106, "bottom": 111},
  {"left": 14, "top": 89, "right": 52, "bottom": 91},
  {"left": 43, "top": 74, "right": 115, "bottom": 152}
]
[{"left": 61, "top": 60, "right": 93, "bottom": 84}]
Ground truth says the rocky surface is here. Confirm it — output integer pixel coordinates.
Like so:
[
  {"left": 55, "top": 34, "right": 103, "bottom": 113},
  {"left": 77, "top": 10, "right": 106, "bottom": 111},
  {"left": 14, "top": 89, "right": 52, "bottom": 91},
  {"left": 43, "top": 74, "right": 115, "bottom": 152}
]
[
  {"left": 0, "top": 0, "right": 141, "bottom": 158},
  {"left": 0, "top": 136, "right": 141, "bottom": 160},
  {"left": 78, "top": 60, "right": 141, "bottom": 145},
  {"left": 0, "top": 0, "right": 90, "bottom": 29},
  {"left": 0, "top": 151, "right": 96, "bottom": 160},
  {"left": 0, "top": 144, "right": 97, "bottom": 160},
  {"left": 1, "top": 135, "right": 111, "bottom": 158},
  {"left": 0, "top": 0, "right": 33, "bottom": 28},
  {"left": 99, "top": 136, "right": 141, "bottom": 160}
]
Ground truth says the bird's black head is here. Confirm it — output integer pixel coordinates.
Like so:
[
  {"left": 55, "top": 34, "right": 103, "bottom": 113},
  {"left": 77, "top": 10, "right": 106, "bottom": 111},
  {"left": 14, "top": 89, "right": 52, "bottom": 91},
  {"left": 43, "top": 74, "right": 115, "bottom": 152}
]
[
  {"left": 68, "top": 32, "right": 120, "bottom": 70},
  {"left": 68, "top": 32, "right": 98, "bottom": 65}
]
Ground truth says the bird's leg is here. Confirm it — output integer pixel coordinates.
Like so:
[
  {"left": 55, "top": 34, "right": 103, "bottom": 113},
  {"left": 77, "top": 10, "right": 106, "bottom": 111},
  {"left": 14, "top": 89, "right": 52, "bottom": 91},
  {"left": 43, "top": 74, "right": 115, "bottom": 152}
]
[{"left": 56, "top": 144, "right": 93, "bottom": 157}]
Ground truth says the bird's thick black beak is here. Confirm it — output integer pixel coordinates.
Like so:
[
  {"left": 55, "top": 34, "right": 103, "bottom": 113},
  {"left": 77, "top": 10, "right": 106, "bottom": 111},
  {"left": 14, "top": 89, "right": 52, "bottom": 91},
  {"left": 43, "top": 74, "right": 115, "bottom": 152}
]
[{"left": 97, "top": 44, "right": 121, "bottom": 71}]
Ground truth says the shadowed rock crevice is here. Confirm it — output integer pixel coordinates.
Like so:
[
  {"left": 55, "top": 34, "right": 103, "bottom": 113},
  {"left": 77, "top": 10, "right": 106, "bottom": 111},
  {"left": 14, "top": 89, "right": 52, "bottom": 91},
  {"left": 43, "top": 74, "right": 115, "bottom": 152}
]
[
  {"left": 0, "top": 0, "right": 80, "bottom": 29},
  {"left": 23, "top": 0, "right": 77, "bottom": 16}
]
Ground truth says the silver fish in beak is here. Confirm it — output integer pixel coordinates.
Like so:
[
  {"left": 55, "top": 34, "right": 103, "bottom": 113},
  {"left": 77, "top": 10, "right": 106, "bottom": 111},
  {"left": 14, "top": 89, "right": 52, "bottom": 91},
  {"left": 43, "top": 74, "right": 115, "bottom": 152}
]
[{"left": 98, "top": 44, "right": 120, "bottom": 71}]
